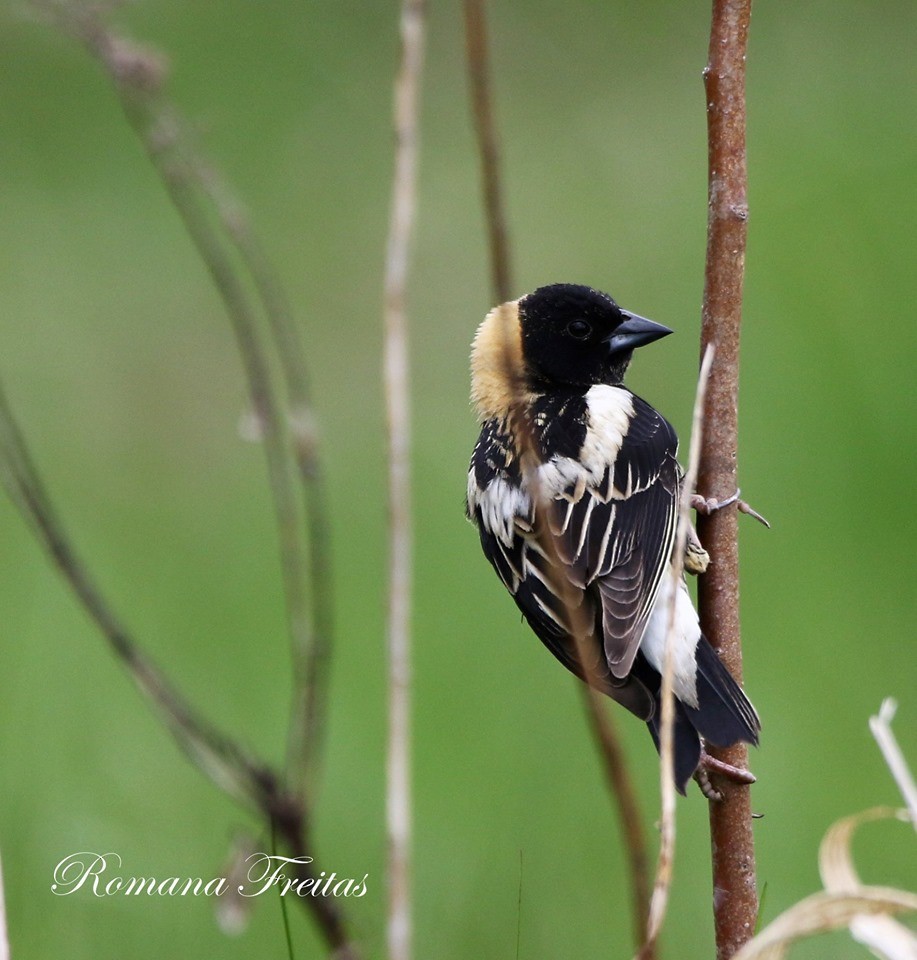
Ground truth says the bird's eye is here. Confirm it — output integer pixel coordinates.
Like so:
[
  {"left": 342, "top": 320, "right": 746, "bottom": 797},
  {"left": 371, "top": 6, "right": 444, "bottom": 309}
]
[{"left": 566, "top": 319, "right": 592, "bottom": 339}]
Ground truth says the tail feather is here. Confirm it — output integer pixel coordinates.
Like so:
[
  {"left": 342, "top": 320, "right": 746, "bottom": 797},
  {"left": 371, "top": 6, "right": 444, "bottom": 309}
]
[
  {"left": 647, "top": 703, "right": 703, "bottom": 795},
  {"left": 640, "top": 637, "right": 759, "bottom": 795},
  {"left": 683, "top": 636, "right": 760, "bottom": 749}
]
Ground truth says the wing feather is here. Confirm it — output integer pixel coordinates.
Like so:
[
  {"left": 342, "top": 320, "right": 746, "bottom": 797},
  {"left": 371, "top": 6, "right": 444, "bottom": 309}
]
[
  {"left": 549, "top": 391, "right": 680, "bottom": 678},
  {"left": 467, "top": 391, "right": 678, "bottom": 715}
]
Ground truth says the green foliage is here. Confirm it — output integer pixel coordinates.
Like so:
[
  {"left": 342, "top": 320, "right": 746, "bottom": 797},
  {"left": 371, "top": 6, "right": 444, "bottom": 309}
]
[{"left": 0, "top": 1, "right": 914, "bottom": 957}]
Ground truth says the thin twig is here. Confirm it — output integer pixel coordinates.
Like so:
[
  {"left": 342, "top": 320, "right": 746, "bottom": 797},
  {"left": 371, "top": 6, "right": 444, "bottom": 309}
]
[
  {"left": 0, "top": 381, "right": 360, "bottom": 954},
  {"left": 15, "top": 5, "right": 359, "bottom": 952},
  {"left": 869, "top": 699, "right": 917, "bottom": 826},
  {"left": 486, "top": 300, "right": 652, "bottom": 954},
  {"left": 195, "top": 164, "right": 335, "bottom": 796},
  {"left": 640, "top": 345, "right": 716, "bottom": 960},
  {"left": 464, "top": 5, "right": 645, "bottom": 924},
  {"left": 697, "top": 1, "right": 757, "bottom": 958},
  {"left": 462, "top": 0, "right": 513, "bottom": 303},
  {"left": 383, "top": 2, "right": 426, "bottom": 959},
  {"left": 40, "top": 1, "right": 326, "bottom": 802},
  {"left": 0, "top": 383, "right": 275, "bottom": 811},
  {"left": 581, "top": 686, "right": 652, "bottom": 950}
]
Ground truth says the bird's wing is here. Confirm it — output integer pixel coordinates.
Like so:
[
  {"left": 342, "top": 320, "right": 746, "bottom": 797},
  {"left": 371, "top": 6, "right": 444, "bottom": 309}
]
[
  {"left": 468, "top": 390, "right": 680, "bottom": 690},
  {"left": 544, "top": 390, "right": 681, "bottom": 680},
  {"left": 467, "top": 417, "right": 612, "bottom": 685}
]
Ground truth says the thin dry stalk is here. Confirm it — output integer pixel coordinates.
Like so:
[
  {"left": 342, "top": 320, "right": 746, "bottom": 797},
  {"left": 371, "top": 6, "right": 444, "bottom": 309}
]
[
  {"left": 13, "top": 4, "right": 358, "bottom": 952},
  {"left": 697, "top": 1, "right": 757, "bottom": 957},
  {"left": 40, "top": 1, "right": 325, "bottom": 797},
  {"left": 0, "top": 383, "right": 274, "bottom": 811},
  {"left": 463, "top": 16, "right": 648, "bottom": 937},
  {"left": 639, "top": 345, "right": 716, "bottom": 960},
  {"left": 869, "top": 699, "right": 917, "bottom": 825},
  {"left": 0, "top": 382, "right": 361, "bottom": 955},
  {"left": 196, "top": 166, "right": 335, "bottom": 795},
  {"left": 581, "top": 685, "right": 652, "bottom": 950},
  {"left": 462, "top": 0, "right": 513, "bottom": 303},
  {"left": 487, "top": 302, "right": 651, "bottom": 954},
  {"left": 383, "top": 2, "right": 426, "bottom": 959}
]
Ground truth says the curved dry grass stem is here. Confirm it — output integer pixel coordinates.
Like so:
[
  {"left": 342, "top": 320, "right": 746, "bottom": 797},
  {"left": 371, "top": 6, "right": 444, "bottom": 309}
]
[
  {"left": 732, "top": 805, "right": 916, "bottom": 960},
  {"left": 383, "top": 1, "right": 426, "bottom": 959},
  {"left": 0, "top": 383, "right": 274, "bottom": 812},
  {"left": 463, "top": 0, "right": 513, "bottom": 303},
  {"left": 12, "top": 4, "right": 360, "bottom": 954},
  {"left": 819, "top": 804, "right": 916, "bottom": 958},
  {"left": 37, "top": 0, "right": 328, "bottom": 800},
  {"left": 195, "top": 165, "right": 335, "bottom": 797},
  {"left": 639, "top": 345, "right": 715, "bottom": 960},
  {"left": 698, "top": 1, "right": 757, "bottom": 957},
  {"left": 0, "top": 354, "right": 362, "bottom": 960},
  {"left": 732, "top": 889, "right": 917, "bottom": 960}
]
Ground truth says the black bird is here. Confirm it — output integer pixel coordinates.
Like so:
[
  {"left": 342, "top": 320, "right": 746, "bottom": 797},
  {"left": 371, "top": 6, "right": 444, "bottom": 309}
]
[{"left": 465, "top": 283, "right": 759, "bottom": 794}]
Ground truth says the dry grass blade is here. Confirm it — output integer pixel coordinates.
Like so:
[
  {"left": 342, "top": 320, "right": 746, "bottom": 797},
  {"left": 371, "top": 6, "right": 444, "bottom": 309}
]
[
  {"left": 820, "top": 806, "right": 916, "bottom": 960},
  {"left": 870, "top": 699, "right": 917, "bottom": 825},
  {"left": 638, "top": 344, "right": 715, "bottom": 960},
  {"left": 194, "top": 162, "right": 335, "bottom": 796},
  {"left": 383, "top": 2, "right": 427, "bottom": 959},
  {"left": 732, "top": 804, "right": 917, "bottom": 960},
  {"left": 12, "top": 4, "right": 362, "bottom": 953},
  {"left": 731, "top": 888, "right": 917, "bottom": 960}
]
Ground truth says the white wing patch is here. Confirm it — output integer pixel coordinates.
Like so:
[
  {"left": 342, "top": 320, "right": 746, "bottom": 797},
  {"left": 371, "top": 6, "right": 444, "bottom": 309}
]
[
  {"left": 467, "top": 469, "right": 532, "bottom": 548},
  {"left": 535, "top": 385, "right": 634, "bottom": 501},
  {"left": 471, "top": 385, "right": 640, "bottom": 563},
  {"left": 639, "top": 570, "right": 701, "bottom": 707}
]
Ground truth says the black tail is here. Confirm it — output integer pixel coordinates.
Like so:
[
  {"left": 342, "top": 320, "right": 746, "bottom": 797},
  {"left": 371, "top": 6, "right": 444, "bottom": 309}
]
[
  {"left": 683, "top": 636, "right": 760, "bottom": 749},
  {"left": 644, "top": 637, "right": 760, "bottom": 794}
]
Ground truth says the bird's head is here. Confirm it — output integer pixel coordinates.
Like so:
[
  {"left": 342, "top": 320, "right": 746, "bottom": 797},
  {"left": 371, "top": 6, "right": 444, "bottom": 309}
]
[
  {"left": 518, "top": 283, "right": 672, "bottom": 388},
  {"left": 470, "top": 283, "right": 672, "bottom": 421}
]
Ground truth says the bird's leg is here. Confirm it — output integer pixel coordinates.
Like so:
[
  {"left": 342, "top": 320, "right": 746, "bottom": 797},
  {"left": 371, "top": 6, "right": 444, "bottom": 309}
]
[
  {"left": 690, "top": 488, "right": 770, "bottom": 529},
  {"left": 695, "top": 746, "right": 757, "bottom": 800}
]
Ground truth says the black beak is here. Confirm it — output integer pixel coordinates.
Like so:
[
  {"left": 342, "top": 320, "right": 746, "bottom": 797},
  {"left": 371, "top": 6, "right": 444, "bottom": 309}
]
[{"left": 605, "top": 310, "right": 673, "bottom": 356}]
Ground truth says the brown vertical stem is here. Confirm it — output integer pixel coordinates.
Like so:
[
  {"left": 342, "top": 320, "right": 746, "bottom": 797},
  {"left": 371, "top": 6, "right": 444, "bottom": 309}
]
[
  {"left": 697, "top": 2, "right": 757, "bottom": 959},
  {"left": 581, "top": 687, "right": 652, "bottom": 953},
  {"left": 462, "top": 0, "right": 513, "bottom": 303}
]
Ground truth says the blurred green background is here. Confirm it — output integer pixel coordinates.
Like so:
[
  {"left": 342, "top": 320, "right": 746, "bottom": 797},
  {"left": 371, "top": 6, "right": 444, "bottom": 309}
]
[{"left": 1, "top": 1, "right": 914, "bottom": 957}]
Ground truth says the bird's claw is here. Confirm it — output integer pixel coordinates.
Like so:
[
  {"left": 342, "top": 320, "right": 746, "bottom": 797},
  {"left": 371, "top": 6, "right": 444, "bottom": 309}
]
[
  {"left": 691, "top": 489, "right": 770, "bottom": 529},
  {"left": 695, "top": 748, "right": 757, "bottom": 801}
]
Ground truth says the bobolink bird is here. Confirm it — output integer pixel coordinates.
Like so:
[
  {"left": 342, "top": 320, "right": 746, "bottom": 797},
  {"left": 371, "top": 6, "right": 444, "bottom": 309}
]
[{"left": 466, "top": 283, "right": 759, "bottom": 795}]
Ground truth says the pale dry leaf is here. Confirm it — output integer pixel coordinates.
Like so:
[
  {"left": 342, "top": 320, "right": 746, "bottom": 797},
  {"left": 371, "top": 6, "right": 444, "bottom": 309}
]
[
  {"left": 819, "top": 806, "right": 916, "bottom": 960},
  {"left": 731, "top": 888, "right": 917, "bottom": 960}
]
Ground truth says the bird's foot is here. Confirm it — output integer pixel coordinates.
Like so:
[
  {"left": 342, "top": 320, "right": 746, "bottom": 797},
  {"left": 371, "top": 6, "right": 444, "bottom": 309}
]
[
  {"left": 695, "top": 749, "right": 757, "bottom": 802},
  {"left": 691, "top": 489, "right": 770, "bottom": 529},
  {"left": 683, "top": 524, "right": 710, "bottom": 575}
]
